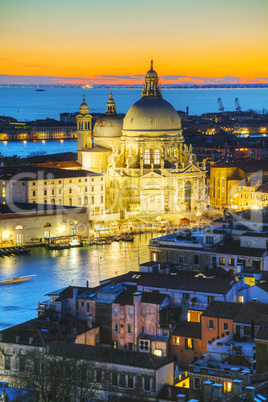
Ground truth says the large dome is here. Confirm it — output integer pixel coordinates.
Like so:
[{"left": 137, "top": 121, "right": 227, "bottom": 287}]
[
  {"left": 123, "top": 97, "right": 181, "bottom": 133},
  {"left": 93, "top": 114, "right": 123, "bottom": 138}
]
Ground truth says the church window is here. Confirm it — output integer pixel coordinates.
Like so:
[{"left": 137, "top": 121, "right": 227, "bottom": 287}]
[
  {"left": 144, "top": 149, "right": 150, "bottom": 165},
  {"left": 154, "top": 149, "right": 160, "bottom": 165}
]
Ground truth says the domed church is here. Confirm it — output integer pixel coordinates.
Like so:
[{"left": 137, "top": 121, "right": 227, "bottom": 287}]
[{"left": 76, "top": 61, "right": 206, "bottom": 217}]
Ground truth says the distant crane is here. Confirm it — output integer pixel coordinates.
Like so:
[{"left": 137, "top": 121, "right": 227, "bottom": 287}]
[
  {"left": 217, "top": 98, "right": 224, "bottom": 112},
  {"left": 235, "top": 98, "right": 241, "bottom": 111}
]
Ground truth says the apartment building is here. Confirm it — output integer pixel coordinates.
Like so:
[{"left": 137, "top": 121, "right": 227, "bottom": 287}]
[{"left": 0, "top": 166, "right": 105, "bottom": 219}]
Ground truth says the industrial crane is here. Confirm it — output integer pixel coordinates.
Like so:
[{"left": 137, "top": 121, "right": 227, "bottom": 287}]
[
  {"left": 217, "top": 98, "right": 224, "bottom": 112},
  {"left": 235, "top": 98, "right": 241, "bottom": 111}
]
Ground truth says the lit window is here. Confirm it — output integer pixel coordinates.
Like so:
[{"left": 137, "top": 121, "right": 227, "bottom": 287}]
[
  {"left": 154, "top": 149, "right": 160, "bottom": 165},
  {"left": 224, "top": 381, "right": 232, "bottom": 392},
  {"left": 185, "top": 338, "right": 194, "bottom": 350},
  {"left": 144, "top": 149, "right": 150, "bottom": 165},
  {"left": 175, "top": 337, "right": 180, "bottom": 344},
  {"left": 238, "top": 296, "right": 244, "bottom": 303},
  {"left": 154, "top": 349, "right": 162, "bottom": 356},
  {"left": 219, "top": 257, "right": 225, "bottom": 265},
  {"left": 229, "top": 258, "right": 234, "bottom": 266}
]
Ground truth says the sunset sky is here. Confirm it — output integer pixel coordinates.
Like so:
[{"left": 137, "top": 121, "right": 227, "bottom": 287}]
[{"left": 1, "top": 0, "right": 268, "bottom": 85}]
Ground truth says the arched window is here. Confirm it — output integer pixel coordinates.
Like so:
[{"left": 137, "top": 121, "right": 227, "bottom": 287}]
[
  {"left": 84, "top": 196, "right": 88, "bottom": 205},
  {"left": 144, "top": 149, "right": 150, "bottom": 165},
  {"left": 69, "top": 198, "right": 72, "bottom": 206},
  {"left": 15, "top": 224, "right": 23, "bottom": 230},
  {"left": 51, "top": 198, "right": 55, "bottom": 205},
  {"left": 154, "top": 149, "right": 160, "bottom": 165}
]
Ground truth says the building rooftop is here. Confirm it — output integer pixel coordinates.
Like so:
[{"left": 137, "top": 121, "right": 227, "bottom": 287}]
[
  {"left": 233, "top": 302, "right": 268, "bottom": 326},
  {"left": 138, "top": 272, "right": 235, "bottom": 295},
  {"left": 0, "top": 165, "right": 102, "bottom": 180},
  {"left": 50, "top": 342, "right": 174, "bottom": 370},
  {"left": 202, "top": 301, "right": 244, "bottom": 319},
  {"left": 172, "top": 321, "right": 201, "bottom": 339},
  {"left": 0, "top": 317, "right": 89, "bottom": 347}
]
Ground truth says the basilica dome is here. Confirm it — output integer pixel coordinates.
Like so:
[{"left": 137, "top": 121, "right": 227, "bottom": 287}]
[
  {"left": 93, "top": 92, "right": 123, "bottom": 138},
  {"left": 123, "top": 62, "right": 181, "bottom": 135},
  {"left": 123, "top": 97, "right": 181, "bottom": 133}
]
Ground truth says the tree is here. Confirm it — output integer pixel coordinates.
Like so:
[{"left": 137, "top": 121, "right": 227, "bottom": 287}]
[{"left": 12, "top": 346, "right": 100, "bottom": 402}]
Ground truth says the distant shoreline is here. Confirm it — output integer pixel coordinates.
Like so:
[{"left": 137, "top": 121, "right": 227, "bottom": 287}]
[{"left": 1, "top": 84, "right": 268, "bottom": 89}]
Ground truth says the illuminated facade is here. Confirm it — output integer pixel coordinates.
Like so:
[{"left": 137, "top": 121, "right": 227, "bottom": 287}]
[
  {"left": 210, "top": 161, "right": 268, "bottom": 210},
  {"left": 77, "top": 62, "right": 206, "bottom": 217}
]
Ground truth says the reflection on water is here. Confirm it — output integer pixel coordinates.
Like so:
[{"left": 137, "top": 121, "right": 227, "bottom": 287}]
[{"left": 0, "top": 234, "right": 152, "bottom": 330}]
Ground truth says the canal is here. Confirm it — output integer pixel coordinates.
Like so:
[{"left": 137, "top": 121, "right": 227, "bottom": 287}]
[{"left": 0, "top": 233, "right": 152, "bottom": 330}]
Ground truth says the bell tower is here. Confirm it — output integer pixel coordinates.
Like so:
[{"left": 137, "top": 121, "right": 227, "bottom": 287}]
[{"left": 76, "top": 97, "right": 93, "bottom": 165}]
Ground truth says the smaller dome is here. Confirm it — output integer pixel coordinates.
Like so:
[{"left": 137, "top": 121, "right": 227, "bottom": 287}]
[
  {"left": 145, "top": 69, "right": 158, "bottom": 79},
  {"left": 145, "top": 60, "right": 158, "bottom": 79},
  {"left": 93, "top": 115, "right": 123, "bottom": 138},
  {"left": 79, "top": 97, "right": 89, "bottom": 115}
]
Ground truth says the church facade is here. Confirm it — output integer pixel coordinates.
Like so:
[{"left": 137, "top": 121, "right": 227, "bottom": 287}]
[{"left": 77, "top": 62, "right": 206, "bottom": 218}]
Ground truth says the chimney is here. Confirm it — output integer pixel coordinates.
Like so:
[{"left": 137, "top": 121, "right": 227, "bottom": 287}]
[
  {"left": 203, "top": 380, "right": 213, "bottom": 402},
  {"left": 245, "top": 386, "right": 255, "bottom": 402},
  {"left": 230, "top": 367, "right": 240, "bottom": 380},
  {"left": 242, "top": 370, "right": 251, "bottom": 386},
  {"left": 87, "top": 315, "right": 93, "bottom": 329},
  {"left": 233, "top": 379, "right": 243, "bottom": 399},
  {"left": 212, "top": 383, "right": 223, "bottom": 400},
  {"left": 177, "top": 395, "right": 186, "bottom": 402}
]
